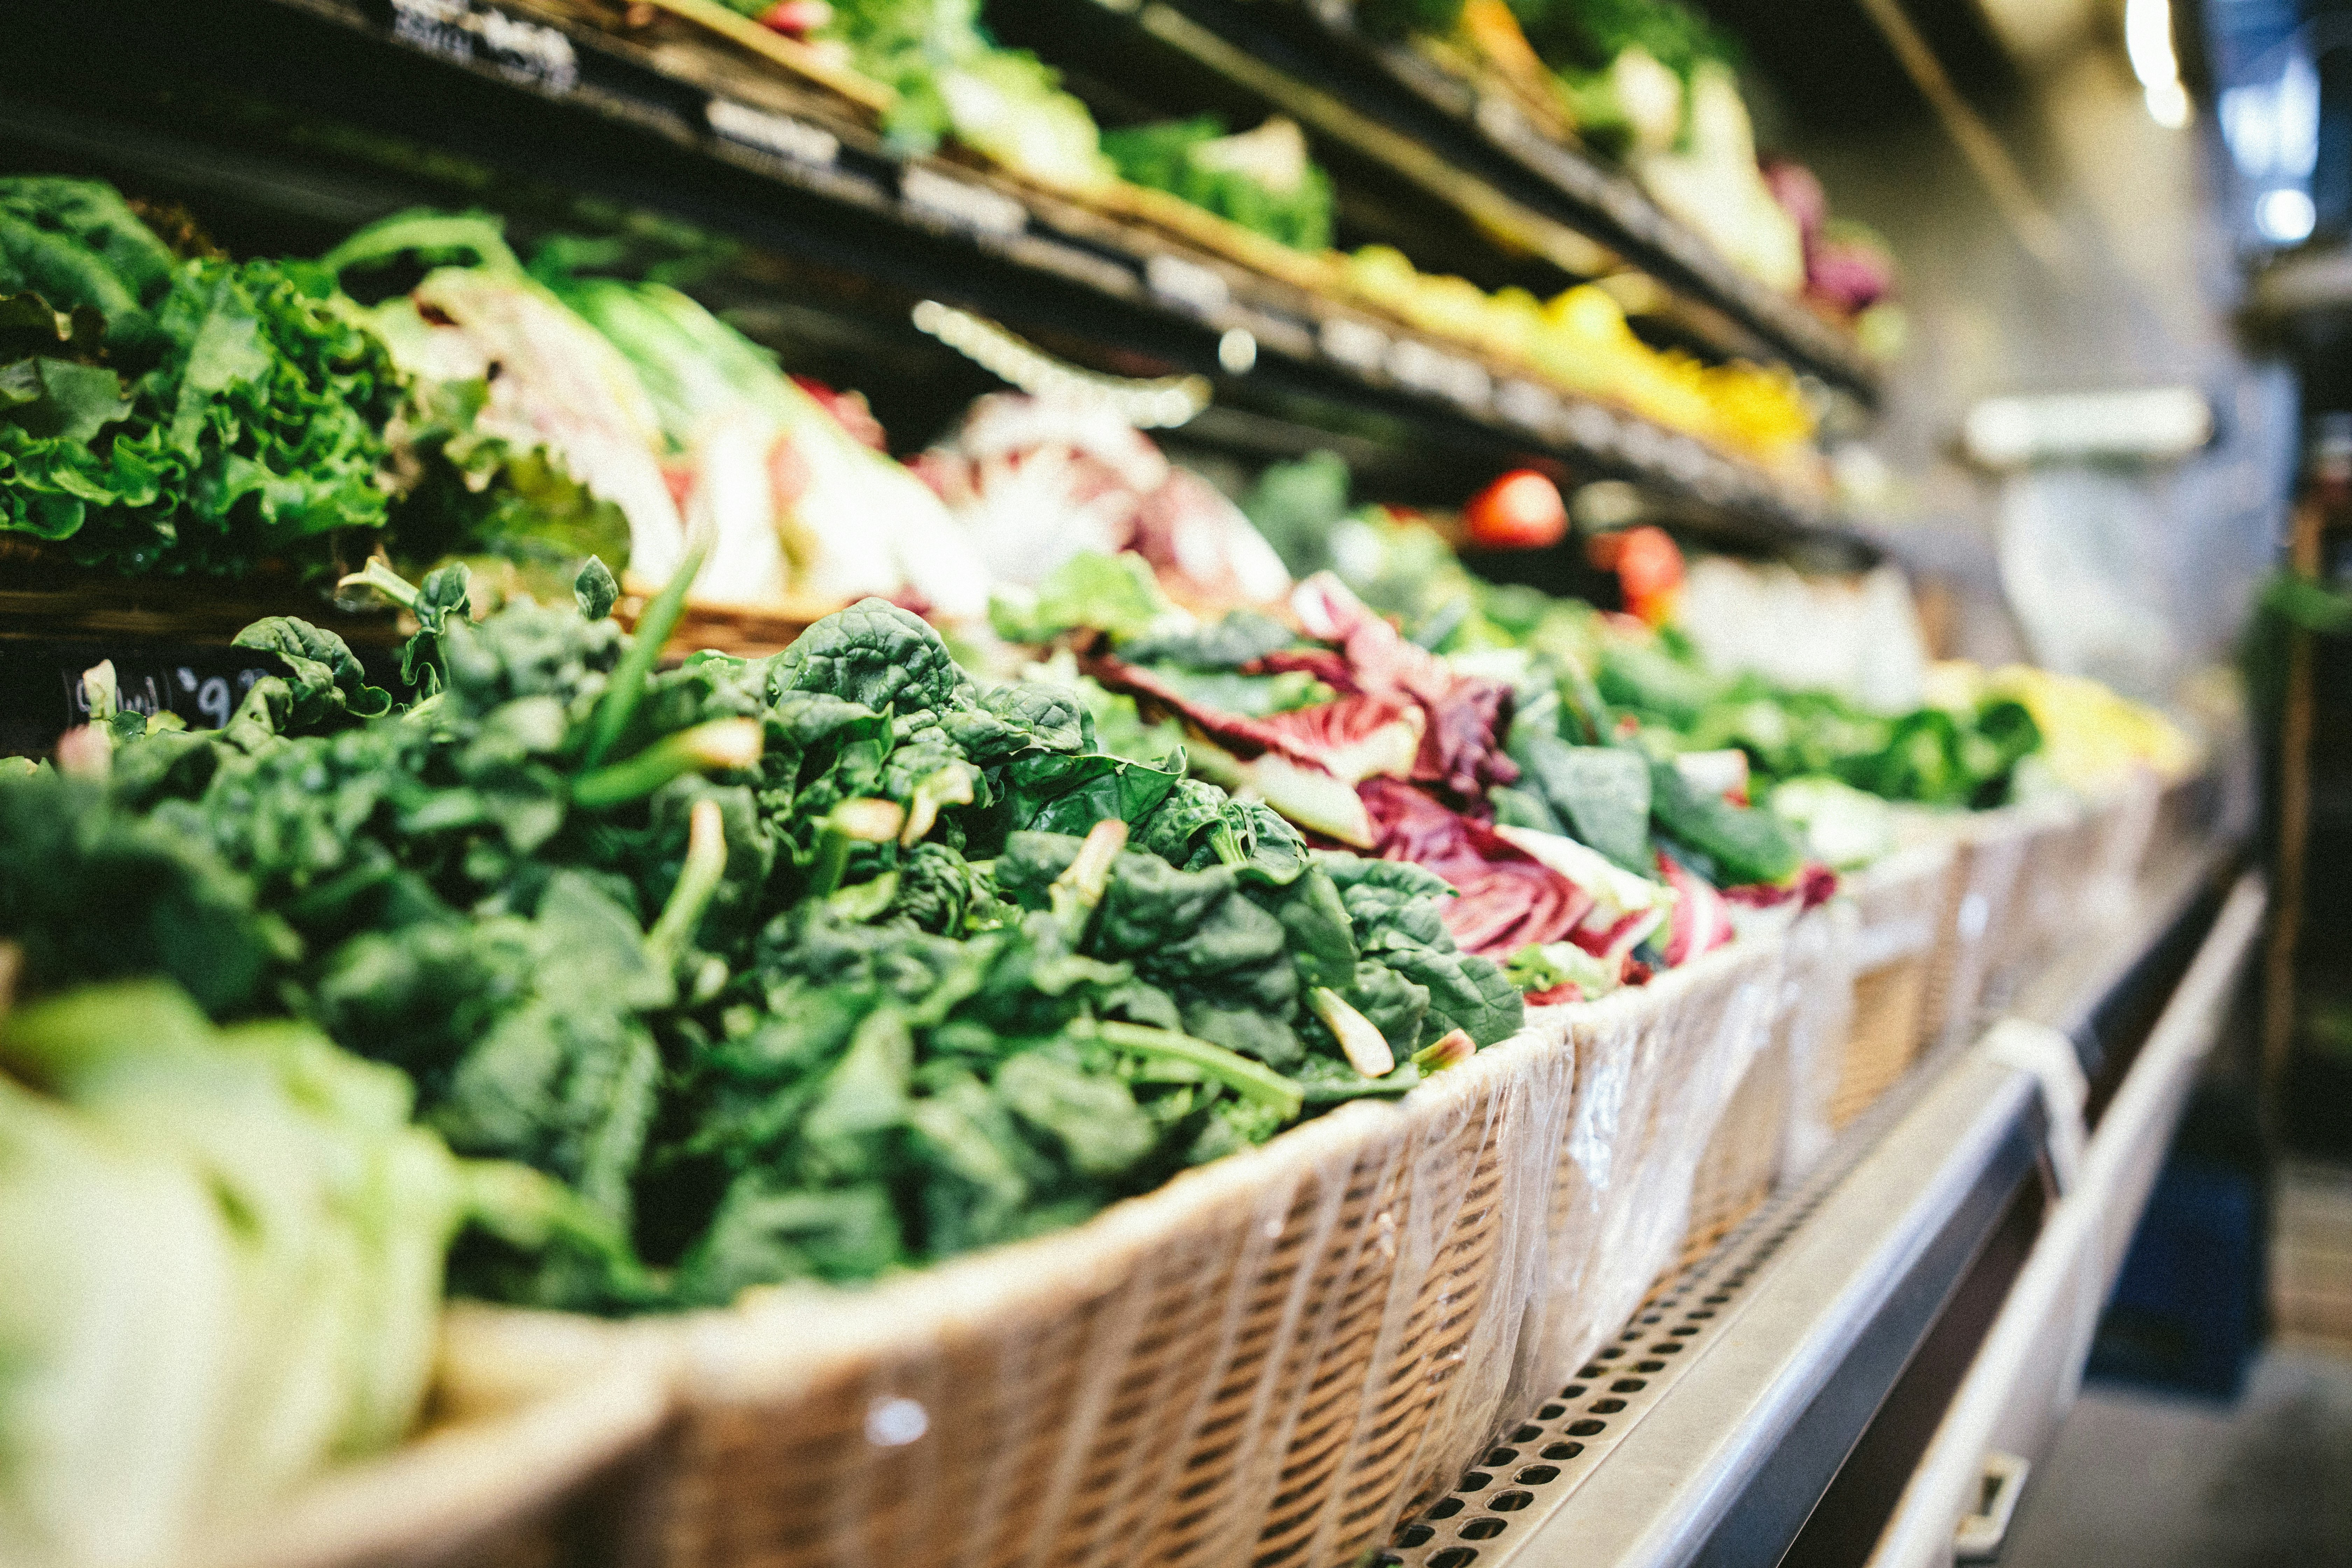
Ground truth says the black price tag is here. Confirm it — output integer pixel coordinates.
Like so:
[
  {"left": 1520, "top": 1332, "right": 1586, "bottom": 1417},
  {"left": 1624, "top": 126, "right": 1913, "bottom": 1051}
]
[{"left": 0, "top": 642, "right": 280, "bottom": 757}]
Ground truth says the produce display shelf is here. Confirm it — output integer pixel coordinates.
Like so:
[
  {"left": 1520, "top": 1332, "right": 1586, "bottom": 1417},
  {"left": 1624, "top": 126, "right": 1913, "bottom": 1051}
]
[
  {"left": 1380, "top": 830, "right": 2253, "bottom": 1568},
  {"left": 1004, "top": 0, "right": 1881, "bottom": 404},
  {"left": 5, "top": 0, "right": 1857, "bottom": 548}
]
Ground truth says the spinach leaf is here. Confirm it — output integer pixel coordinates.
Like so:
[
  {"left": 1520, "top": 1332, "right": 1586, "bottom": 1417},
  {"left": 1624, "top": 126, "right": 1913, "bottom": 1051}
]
[
  {"left": 1117, "top": 610, "right": 1295, "bottom": 669},
  {"left": 1512, "top": 736, "right": 1653, "bottom": 872},
  {"left": 1647, "top": 758, "right": 1802, "bottom": 887},
  {"left": 771, "top": 597, "right": 964, "bottom": 714},
  {"left": 1002, "top": 750, "right": 1185, "bottom": 839},
  {"left": 232, "top": 617, "right": 395, "bottom": 728}
]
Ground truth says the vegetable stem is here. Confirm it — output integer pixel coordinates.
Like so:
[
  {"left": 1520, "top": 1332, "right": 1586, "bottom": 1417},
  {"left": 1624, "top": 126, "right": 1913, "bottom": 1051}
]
[
  {"left": 336, "top": 556, "right": 422, "bottom": 612},
  {"left": 1410, "top": 1028, "right": 1476, "bottom": 1074},
  {"left": 900, "top": 762, "right": 976, "bottom": 847},
  {"left": 1089, "top": 1020, "right": 1304, "bottom": 1120},
  {"left": 570, "top": 718, "right": 762, "bottom": 810},
  {"left": 806, "top": 797, "right": 908, "bottom": 899},
  {"left": 646, "top": 800, "right": 728, "bottom": 969},
  {"left": 52, "top": 726, "right": 110, "bottom": 780},
  {"left": 1310, "top": 986, "right": 1396, "bottom": 1077},
  {"left": 80, "top": 661, "right": 118, "bottom": 723},
  {"left": 581, "top": 544, "right": 704, "bottom": 770},
  {"left": 1049, "top": 818, "right": 1128, "bottom": 927}
]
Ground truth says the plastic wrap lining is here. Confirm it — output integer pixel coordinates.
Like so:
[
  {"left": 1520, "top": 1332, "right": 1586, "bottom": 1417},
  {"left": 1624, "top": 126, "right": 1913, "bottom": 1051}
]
[
  {"left": 1679, "top": 902, "right": 1860, "bottom": 1272},
  {"left": 450, "top": 1011, "right": 1574, "bottom": 1568},
  {"left": 2090, "top": 769, "right": 2164, "bottom": 921},
  {"left": 404, "top": 779, "right": 2185, "bottom": 1568},
  {"left": 1915, "top": 808, "right": 2040, "bottom": 1053},
  {"left": 1827, "top": 841, "right": 1957, "bottom": 1132},
  {"left": 1758, "top": 897, "right": 1860, "bottom": 1190},
  {"left": 1507, "top": 938, "right": 1784, "bottom": 1412}
]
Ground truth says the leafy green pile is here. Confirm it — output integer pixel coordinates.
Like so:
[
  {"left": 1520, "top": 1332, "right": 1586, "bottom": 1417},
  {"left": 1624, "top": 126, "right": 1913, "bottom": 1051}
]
[
  {"left": 0, "top": 557, "right": 1516, "bottom": 1311},
  {"left": 1102, "top": 117, "right": 1338, "bottom": 252},
  {"left": 1594, "top": 634, "right": 2043, "bottom": 810},
  {"left": 1239, "top": 449, "right": 1353, "bottom": 579},
  {"left": 729, "top": 0, "right": 1110, "bottom": 184},
  {"left": 1488, "top": 667, "right": 1804, "bottom": 891},
  {"left": 1504, "top": 0, "right": 1734, "bottom": 80},
  {"left": 1351, "top": 0, "right": 1730, "bottom": 89},
  {"left": 1321, "top": 504, "right": 2043, "bottom": 816},
  {"left": 0, "top": 179, "right": 401, "bottom": 576}
]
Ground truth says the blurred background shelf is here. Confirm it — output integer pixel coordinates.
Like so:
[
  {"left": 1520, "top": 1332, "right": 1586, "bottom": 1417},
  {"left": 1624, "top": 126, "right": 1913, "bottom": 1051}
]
[
  {"left": 997, "top": 0, "right": 1880, "bottom": 404},
  {"left": 0, "top": 0, "right": 1863, "bottom": 558}
]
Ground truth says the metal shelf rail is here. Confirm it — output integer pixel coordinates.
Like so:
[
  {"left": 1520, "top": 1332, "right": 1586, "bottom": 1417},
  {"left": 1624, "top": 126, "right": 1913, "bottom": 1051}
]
[
  {"left": 1382, "top": 839, "right": 2258, "bottom": 1568},
  {"left": 1864, "top": 872, "right": 2267, "bottom": 1568}
]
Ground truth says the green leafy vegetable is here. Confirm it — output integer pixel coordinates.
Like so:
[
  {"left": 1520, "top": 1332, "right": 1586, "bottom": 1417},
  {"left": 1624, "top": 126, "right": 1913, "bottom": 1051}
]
[
  {"left": 990, "top": 550, "right": 1171, "bottom": 645},
  {"left": 2, "top": 564, "right": 1518, "bottom": 1312},
  {"left": 0, "top": 978, "right": 530, "bottom": 1568},
  {"left": 1506, "top": 0, "right": 1736, "bottom": 80},
  {"left": 1239, "top": 450, "right": 1352, "bottom": 578},
  {"left": 1103, "top": 117, "right": 1337, "bottom": 251},
  {"left": 1508, "top": 733, "right": 1653, "bottom": 872},
  {"left": 1645, "top": 757, "right": 1801, "bottom": 887},
  {"left": 0, "top": 180, "right": 403, "bottom": 578}
]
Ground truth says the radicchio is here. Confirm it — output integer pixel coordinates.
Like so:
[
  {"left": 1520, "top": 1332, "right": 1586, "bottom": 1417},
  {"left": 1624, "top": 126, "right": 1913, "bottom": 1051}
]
[
  {"left": 1658, "top": 854, "right": 1736, "bottom": 967},
  {"left": 1721, "top": 861, "right": 1840, "bottom": 914},
  {"left": 1083, "top": 652, "right": 1334, "bottom": 770},
  {"left": 1360, "top": 778, "right": 1594, "bottom": 956},
  {"left": 1288, "top": 574, "right": 1520, "bottom": 805}
]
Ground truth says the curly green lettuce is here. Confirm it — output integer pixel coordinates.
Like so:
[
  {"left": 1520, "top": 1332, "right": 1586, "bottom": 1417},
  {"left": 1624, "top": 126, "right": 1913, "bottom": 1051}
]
[{"left": 0, "top": 179, "right": 401, "bottom": 578}]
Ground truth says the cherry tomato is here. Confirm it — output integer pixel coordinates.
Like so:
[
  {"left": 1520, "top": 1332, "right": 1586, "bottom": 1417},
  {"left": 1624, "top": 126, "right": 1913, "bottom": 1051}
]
[{"left": 1463, "top": 469, "right": 1568, "bottom": 550}]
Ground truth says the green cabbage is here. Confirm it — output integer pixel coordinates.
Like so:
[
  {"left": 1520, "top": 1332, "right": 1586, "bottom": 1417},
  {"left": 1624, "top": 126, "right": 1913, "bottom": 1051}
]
[{"left": 0, "top": 981, "right": 478, "bottom": 1568}]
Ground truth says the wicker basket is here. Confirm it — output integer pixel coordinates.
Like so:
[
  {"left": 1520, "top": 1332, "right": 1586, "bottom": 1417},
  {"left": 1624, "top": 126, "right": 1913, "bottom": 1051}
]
[
  {"left": 480, "top": 1015, "right": 1581, "bottom": 1568},
  {"left": 1679, "top": 1040, "right": 1788, "bottom": 1271},
  {"left": 1825, "top": 843, "right": 1957, "bottom": 1132},
  {"left": 2091, "top": 768, "right": 2165, "bottom": 911},
  {"left": 1993, "top": 800, "right": 2105, "bottom": 997},
  {"left": 1911, "top": 808, "right": 2041, "bottom": 1056},
  {"left": 421, "top": 942, "right": 1794, "bottom": 1568},
  {"left": 1511, "top": 938, "right": 1785, "bottom": 1401},
  {"left": 191, "top": 1313, "right": 671, "bottom": 1568},
  {"left": 1683, "top": 900, "right": 1861, "bottom": 1265}
]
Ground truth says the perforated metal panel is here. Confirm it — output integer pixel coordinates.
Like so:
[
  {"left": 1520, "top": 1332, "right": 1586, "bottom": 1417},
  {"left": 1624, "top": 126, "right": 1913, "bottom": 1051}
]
[{"left": 1376, "top": 1109, "right": 1881, "bottom": 1568}]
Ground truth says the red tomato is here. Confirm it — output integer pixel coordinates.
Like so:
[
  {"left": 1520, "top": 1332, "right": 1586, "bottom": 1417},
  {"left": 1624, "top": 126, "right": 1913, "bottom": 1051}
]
[
  {"left": 757, "top": 0, "right": 832, "bottom": 34},
  {"left": 1614, "top": 525, "right": 1684, "bottom": 624},
  {"left": 1463, "top": 469, "right": 1568, "bottom": 550}
]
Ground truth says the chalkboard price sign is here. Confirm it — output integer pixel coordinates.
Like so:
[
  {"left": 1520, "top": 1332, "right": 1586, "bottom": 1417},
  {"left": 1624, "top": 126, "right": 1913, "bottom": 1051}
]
[{"left": 1, "top": 641, "right": 281, "bottom": 757}]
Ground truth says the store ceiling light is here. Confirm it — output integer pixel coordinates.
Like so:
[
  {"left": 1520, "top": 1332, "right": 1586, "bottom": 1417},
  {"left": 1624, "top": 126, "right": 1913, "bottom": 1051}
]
[
  {"left": 2125, "top": 0, "right": 2192, "bottom": 128},
  {"left": 2143, "top": 78, "right": 2192, "bottom": 129},
  {"left": 2258, "top": 187, "right": 2318, "bottom": 244}
]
